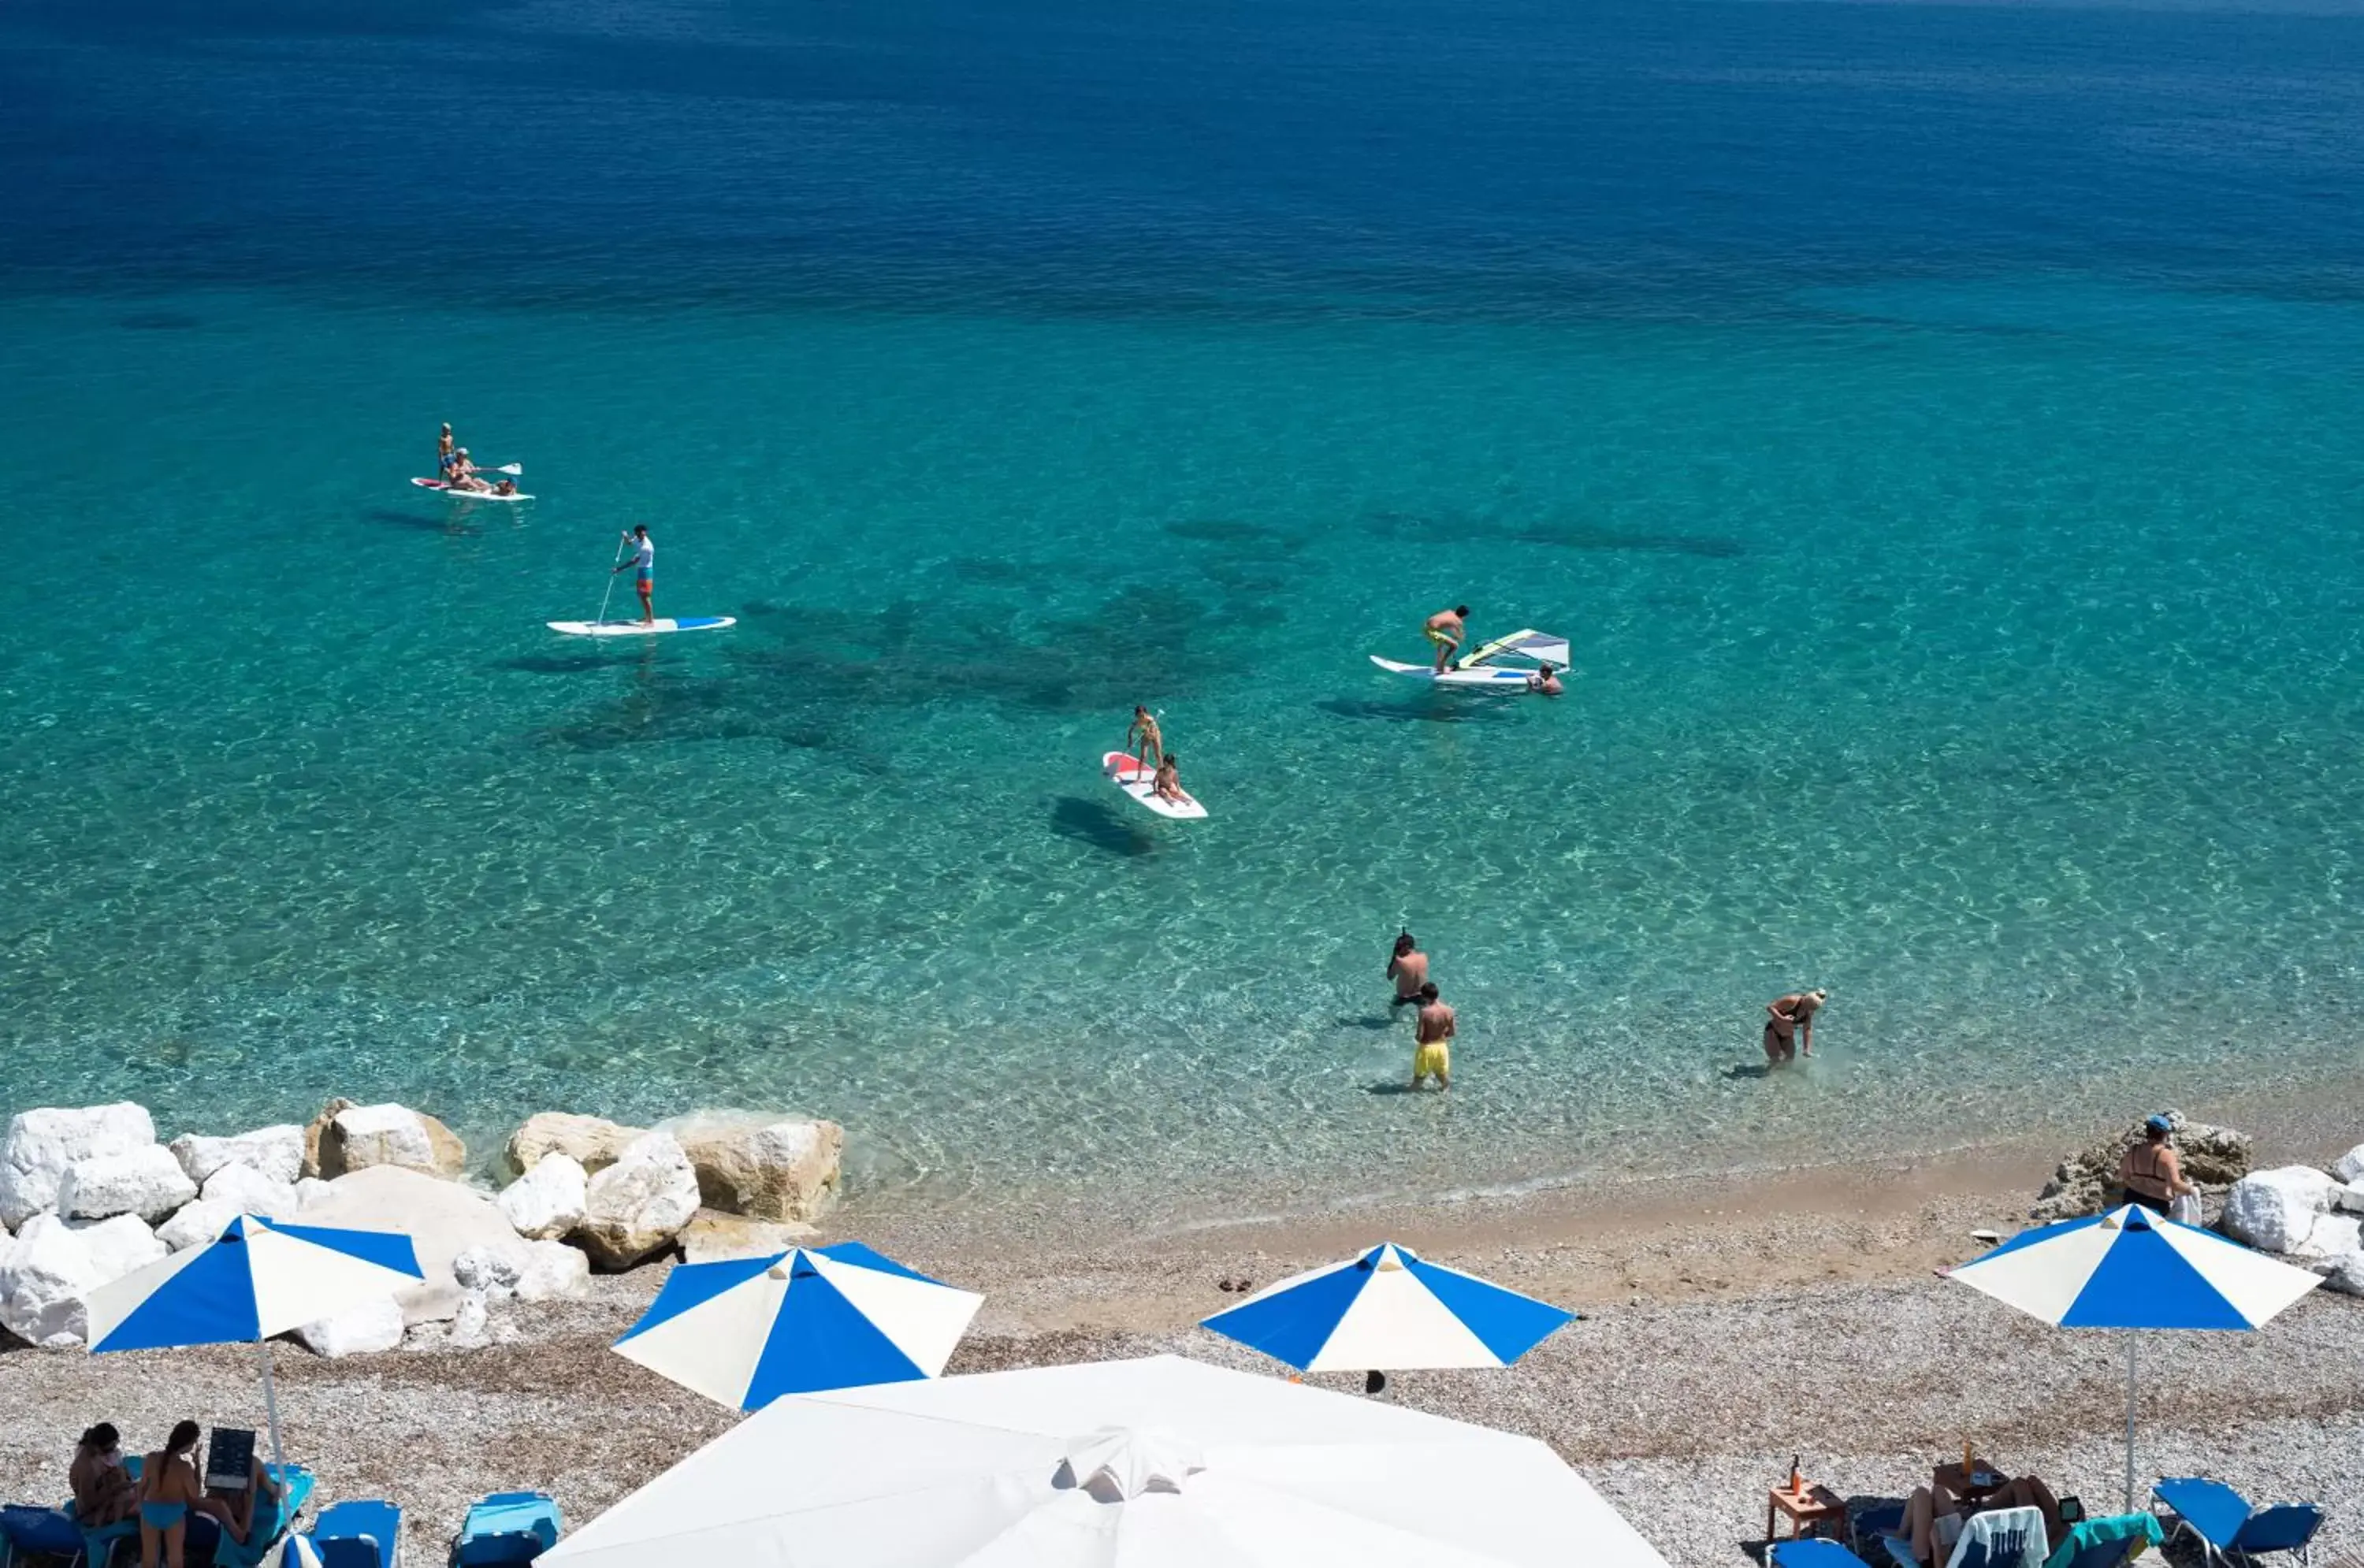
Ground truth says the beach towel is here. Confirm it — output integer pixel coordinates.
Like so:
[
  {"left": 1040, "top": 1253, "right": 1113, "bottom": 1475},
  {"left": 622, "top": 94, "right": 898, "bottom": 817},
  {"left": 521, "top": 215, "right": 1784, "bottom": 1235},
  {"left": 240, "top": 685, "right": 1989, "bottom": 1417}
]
[
  {"left": 1950, "top": 1506, "right": 2049, "bottom": 1568},
  {"left": 2043, "top": 1512, "right": 2163, "bottom": 1568}
]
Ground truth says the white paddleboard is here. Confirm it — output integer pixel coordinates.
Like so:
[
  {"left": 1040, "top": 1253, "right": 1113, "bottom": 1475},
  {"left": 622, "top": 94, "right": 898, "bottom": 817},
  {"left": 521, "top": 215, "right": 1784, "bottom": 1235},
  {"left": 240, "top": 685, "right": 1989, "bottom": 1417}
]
[
  {"left": 1369, "top": 655, "right": 1534, "bottom": 687},
  {"left": 414, "top": 477, "right": 533, "bottom": 501},
  {"left": 1102, "top": 750, "right": 1207, "bottom": 820},
  {"left": 548, "top": 617, "right": 736, "bottom": 637}
]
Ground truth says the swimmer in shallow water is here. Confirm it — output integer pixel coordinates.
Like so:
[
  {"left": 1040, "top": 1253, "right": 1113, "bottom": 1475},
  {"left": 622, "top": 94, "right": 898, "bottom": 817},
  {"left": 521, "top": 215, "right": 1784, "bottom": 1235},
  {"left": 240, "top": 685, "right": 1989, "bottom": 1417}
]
[
  {"left": 1763, "top": 988, "right": 1827, "bottom": 1064},
  {"left": 1412, "top": 981, "right": 1454, "bottom": 1089},
  {"left": 1387, "top": 931, "right": 1428, "bottom": 1009}
]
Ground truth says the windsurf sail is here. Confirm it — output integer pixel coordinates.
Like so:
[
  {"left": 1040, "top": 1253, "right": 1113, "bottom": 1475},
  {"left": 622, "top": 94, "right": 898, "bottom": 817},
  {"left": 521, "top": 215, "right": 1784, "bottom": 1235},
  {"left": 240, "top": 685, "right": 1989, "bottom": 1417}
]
[{"left": 1457, "top": 629, "right": 1570, "bottom": 670}]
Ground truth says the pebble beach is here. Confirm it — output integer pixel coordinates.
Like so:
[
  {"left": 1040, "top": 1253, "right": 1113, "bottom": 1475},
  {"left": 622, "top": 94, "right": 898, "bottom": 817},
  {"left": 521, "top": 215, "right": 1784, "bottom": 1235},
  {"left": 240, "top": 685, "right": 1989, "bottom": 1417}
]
[{"left": 6, "top": 1135, "right": 2361, "bottom": 1568}]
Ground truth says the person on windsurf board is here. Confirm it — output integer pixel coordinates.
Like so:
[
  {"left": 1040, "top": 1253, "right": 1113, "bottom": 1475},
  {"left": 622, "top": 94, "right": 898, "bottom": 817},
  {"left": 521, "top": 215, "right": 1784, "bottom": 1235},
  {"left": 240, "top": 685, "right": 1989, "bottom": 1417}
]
[{"left": 1423, "top": 604, "right": 1470, "bottom": 673}]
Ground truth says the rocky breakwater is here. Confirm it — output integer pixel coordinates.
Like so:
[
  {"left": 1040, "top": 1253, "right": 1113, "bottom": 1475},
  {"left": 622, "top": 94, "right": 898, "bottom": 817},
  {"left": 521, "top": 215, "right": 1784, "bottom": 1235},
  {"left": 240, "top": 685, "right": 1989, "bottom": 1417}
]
[
  {"left": 2221, "top": 1143, "right": 2364, "bottom": 1295},
  {"left": 2029, "top": 1109, "right": 2253, "bottom": 1224},
  {"left": 0, "top": 1098, "right": 844, "bottom": 1359}
]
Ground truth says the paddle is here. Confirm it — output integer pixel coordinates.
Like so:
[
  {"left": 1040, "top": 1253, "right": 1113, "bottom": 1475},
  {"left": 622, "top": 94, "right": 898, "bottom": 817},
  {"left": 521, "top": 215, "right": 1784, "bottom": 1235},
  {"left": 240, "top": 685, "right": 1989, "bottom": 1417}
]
[{"left": 591, "top": 534, "right": 628, "bottom": 628}]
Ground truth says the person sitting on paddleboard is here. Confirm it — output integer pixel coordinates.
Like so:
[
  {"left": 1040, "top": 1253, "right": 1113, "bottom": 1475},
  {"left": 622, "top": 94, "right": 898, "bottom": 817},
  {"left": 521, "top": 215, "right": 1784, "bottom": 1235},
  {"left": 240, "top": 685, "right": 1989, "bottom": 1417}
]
[
  {"left": 1127, "top": 705, "right": 1164, "bottom": 773},
  {"left": 1424, "top": 604, "right": 1470, "bottom": 674},
  {"left": 1152, "top": 752, "right": 1192, "bottom": 806},
  {"left": 1527, "top": 661, "right": 1563, "bottom": 696},
  {"left": 448, "top": 448, "right": 490, "bottom": 492},
  {"left": 490, "top": 477, "right": 519, "bottom": 496},
  {"left": 437, "top": 422, "right": 457, "bottom": 477},
  {"left": 615, "top": 524, "right": 656, "bottom": 623}
]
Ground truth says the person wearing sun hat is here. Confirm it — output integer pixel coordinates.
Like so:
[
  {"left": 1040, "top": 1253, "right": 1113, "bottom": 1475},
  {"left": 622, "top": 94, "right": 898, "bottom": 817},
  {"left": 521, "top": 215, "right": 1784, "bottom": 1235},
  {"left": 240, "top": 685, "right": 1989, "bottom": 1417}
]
[{"left": 2118, "top": 1113, "right": 2195, "bottom": 1216}]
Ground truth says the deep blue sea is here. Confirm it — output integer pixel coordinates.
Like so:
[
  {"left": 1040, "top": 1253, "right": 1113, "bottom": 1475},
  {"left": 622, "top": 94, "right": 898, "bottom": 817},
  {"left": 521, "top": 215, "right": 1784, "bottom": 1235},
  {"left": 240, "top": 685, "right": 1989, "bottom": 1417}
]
[{"left": 5, "top": 0, "right": 2362, "bottom": 1224}]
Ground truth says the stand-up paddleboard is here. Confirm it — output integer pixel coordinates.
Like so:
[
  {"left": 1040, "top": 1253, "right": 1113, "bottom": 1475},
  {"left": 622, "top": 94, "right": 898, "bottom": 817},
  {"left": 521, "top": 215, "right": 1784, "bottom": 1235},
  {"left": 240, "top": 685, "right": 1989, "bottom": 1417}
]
[
  {"left": 1368, "top": 656, "right": 1533, "bottom": 687},
  {"left": 548, "top": 617, "right": 736, "bottom": 637},
  {"left": 413, "top": 477, "right": 534, "bottom": 501},
  {"left": 1102, "top": 750, "right": 1207, "bottom": 820}
]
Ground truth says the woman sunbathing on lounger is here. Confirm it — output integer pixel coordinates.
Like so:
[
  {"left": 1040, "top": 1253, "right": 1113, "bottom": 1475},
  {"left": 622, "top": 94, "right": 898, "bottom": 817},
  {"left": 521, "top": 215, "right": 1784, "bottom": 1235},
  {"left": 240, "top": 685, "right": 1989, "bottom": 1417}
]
[
  {"left": 71, "top": 1423, "right": 138, "bottom": 1528},
  {"left": 1899, "top": 1473, "right": 2063, "bottom": 1567}
]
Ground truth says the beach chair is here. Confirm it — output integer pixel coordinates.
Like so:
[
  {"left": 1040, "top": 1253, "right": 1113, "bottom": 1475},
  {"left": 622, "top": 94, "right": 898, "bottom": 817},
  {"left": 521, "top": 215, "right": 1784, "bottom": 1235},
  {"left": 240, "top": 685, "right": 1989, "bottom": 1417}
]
[
  {"left": 2, "top": 1503, "right": 88, "bottom": 1568},
  {"left": 447, "top": 1493, "right": 561, "bottom": 1566},
  {"left": 1772, "top": 1541, "right": 1878, "bottom": 1568},
  {"left": 2042, "top": 1513, "right": 2164, "bottom": 1568},
  {"left": 2152, "top": 1479, "right": 2323, "bottom": 1568},
  {"left": 310, "top": 1500, "right": 401, "bottom": 1568},
  {"left": 1879, "top": 1506, "right": 2049, "bottom": 1568},
  {"left": 207, "top": 1466, "right": 318, "bottom": 1568}
]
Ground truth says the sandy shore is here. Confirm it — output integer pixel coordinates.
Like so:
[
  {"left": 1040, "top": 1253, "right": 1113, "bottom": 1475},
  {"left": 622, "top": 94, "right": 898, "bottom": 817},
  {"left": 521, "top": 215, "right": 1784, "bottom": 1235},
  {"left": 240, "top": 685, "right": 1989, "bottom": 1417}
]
[{"left": 6, "top": 1128, "right": 2361, "bottom": 1568}]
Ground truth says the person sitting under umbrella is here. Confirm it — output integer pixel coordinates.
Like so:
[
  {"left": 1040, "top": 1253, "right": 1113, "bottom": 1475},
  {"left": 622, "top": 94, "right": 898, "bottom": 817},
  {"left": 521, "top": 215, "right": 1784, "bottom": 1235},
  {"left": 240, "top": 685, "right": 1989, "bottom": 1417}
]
[
  {"left": 70, "top": 1423, "right": 138, "bottom": 1529},
  {"left": 1898, "top": 1473, "right": 2065, "bottom": 1567}
]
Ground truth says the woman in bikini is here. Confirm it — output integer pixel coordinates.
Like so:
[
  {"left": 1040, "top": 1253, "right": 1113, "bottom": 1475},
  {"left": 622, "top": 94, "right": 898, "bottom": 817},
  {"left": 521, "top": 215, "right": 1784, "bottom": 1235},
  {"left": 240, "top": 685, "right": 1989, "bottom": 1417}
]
[
  {"left": 139, "top": 1422, "right": 258, "bottom": 1568},
  {"left": 1763, "top": 989, "right": 1827, "bottom": 1065},
  {"left": 2119, "top": 1114, "right": 2195, "bottom": 1216},
  {"left": 70, "top": 1423, "right": 139, "bottom": 1529}
]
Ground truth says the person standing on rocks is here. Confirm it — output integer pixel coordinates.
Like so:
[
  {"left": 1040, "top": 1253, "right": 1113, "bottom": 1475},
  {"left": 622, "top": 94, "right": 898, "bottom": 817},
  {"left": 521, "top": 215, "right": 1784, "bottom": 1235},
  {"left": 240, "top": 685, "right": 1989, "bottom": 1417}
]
[{"left": 2119, "top": 1113, "right": 2195, "bottom": 1216}]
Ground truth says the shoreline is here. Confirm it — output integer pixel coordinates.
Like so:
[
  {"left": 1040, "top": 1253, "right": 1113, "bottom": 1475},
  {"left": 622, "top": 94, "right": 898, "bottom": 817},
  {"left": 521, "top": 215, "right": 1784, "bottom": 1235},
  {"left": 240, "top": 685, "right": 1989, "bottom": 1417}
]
[{"left": 9, "top": 1139, "right": 2361, "bottom": 1568}]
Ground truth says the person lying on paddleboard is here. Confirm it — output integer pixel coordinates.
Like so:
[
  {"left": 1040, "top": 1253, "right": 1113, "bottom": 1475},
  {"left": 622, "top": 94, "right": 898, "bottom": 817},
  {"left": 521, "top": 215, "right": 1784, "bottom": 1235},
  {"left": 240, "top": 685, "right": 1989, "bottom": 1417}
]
[
  {"left": 1527, "top": 661, "right": 1563, "bottom": 696},
  {"left": 1424, "top": 604, "right": 1470, "bottom": 674},
  {"left": 1127, "top": 706, "right": 1164, "bottom": 773},
  {"left": 1152, "top": 752, "right": 1195, "bottom": 807},
  {"left": 615, "top": 524, "right": 656, "bottom": 623}
]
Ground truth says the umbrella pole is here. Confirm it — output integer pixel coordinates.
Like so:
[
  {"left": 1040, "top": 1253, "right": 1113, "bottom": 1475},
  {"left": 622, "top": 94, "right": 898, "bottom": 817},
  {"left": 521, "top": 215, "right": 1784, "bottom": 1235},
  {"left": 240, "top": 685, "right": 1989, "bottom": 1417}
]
[
  {"left": 2123, "top": 1336, "right": 2137, "bottom": 1514},
  {"left": 257, "top": 1337, "right": 288, "bottom": 1478}
]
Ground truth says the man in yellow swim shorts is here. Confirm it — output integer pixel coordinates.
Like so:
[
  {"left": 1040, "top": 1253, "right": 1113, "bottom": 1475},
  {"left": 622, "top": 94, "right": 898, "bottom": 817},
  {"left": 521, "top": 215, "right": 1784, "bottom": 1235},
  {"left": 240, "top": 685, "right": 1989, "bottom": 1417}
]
[
  {"left": 1411, "top": 981, "right": 1455, "bottom": 1091},
  {"left": 1423, "top": 604, "right": 1470, "bottom": 674}
]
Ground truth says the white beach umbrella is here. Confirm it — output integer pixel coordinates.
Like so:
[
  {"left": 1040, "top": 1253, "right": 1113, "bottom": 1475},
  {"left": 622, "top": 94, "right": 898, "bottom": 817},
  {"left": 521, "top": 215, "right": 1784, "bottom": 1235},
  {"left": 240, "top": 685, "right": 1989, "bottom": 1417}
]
[{"left": 539, "top": 1353, "right": 1671, "bottom": 1568}]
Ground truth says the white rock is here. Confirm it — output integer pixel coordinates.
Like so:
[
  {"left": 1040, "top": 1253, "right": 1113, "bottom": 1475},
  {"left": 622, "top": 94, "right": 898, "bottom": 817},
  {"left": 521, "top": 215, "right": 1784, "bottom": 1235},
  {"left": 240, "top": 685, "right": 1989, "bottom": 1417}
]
[
  {"left": 513, "top": 1239, "right": 591, "bottom": 1302},
  {"left": 2332, "top": 1144, "right": 2364, "bottom": 1184},
  {"left": 199, "top": 1162, "right": 300, "bottom": 1221},
  {"left": 452, "top": 1245, "right": 523, "bottom": 1297},
  {"left": 2222, "top": 1166, "right": 2342, "bottom": 1254},
  {"left": 57, "top": 1146, "right": 198, "bottom": 1224},
  {"left": 157, "top": 1199, "right": 243, "bottom": 1252},
  {"left": 293, "top": 1293, "right": 406, "bottom": 1358},
  {"left": 322, "top": 1103, "right": 466, "bottom": 1179},
  {"left": 2324, "top": 1250, "right": 2364, "bottom": 1296},
  {"left": 297, "top": 1165, "right": 528, "bottom": 1325},
  {"left": 2334, "top": 1180, "right": 2364, "bottom": 1216},
  {"left": 578, "top": 1131, "right": 701, "bottom": 1269},
  {"left": 665, "top": 1112, "right": 844, "bottom": 1222},
  {"left": 2292, "top": 1211, "right": 2364, "bottom": 1266},
  {"left": 70, "top": 1213, "right": 167, "bottom": 1287},
  {"left": 0, "top": 1213, "right": 99, "bottom": 1347},
  {"left": 169, "top": 1126, "right": 305, "bottom": 1187},
  {"left": 496, "top": 1154, "right": 587, "bottom": 1242},
  {"left": 448, "top": 1291, "right": 492, "bottom": 1348},
  {"left": 0, "top": 1104, "right": 157, "bottom": 1229},
  {"left": 506, "top": 1113, "right": 645, "bottom": 1177},
  {"left": 295, "top": 1178, "right": 334, "bottom": 1209},
  {"left": 680, "top": 1210, "right": 820, "bottom": 1265}
]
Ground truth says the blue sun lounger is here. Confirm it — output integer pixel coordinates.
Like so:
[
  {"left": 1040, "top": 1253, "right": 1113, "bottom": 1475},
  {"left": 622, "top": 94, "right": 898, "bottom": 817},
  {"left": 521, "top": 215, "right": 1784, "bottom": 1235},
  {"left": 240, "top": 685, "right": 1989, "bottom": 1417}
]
[
  {"left": 2042, "top": 1513, "right": 2165, "bottom": 1568},
  {"left": 309, "top": 1499, "right": 401, "bottom": 1568},
  {"left": 448, "top": 1492, "right": 561, "bottom": 1566},
  {"left": 208, "top": 1465, "right": 317, "bottom": 1568},
  {"left": 2153, "top": 1478, "right": 2323, "bottom": 1568},
  {"left": 1772, "top": 1541, "right": 1877, "bottom": 1568}
]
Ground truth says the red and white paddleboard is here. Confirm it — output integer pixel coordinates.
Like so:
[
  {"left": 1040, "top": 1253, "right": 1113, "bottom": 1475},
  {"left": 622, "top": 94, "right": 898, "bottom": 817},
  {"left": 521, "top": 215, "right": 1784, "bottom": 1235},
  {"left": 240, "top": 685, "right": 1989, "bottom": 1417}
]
[
  {"left": 1101, "top": 750, "right": 1207, "bottom": 820},
  {"left": 411, "top": 477, "right": 533, "bottom": 501}
]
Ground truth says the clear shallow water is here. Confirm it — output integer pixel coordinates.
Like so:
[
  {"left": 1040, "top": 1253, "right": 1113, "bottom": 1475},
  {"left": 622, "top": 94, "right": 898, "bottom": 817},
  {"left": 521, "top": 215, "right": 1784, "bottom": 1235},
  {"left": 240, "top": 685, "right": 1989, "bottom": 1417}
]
[{"left": 4, "top": 0, "right": 2363, "bottom": 1224}]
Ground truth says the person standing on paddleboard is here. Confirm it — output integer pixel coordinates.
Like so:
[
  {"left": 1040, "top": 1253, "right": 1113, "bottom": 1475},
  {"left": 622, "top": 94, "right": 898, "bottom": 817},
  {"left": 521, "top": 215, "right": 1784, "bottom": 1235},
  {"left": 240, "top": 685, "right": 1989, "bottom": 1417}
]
[
  {"left": 1127, "top": 705, "right": 1165, "bottom": 774},
  {"left": 1387, "top": 931, "right": 1429, "bottom": 1010},
  {"left": 437, "top": 422, "right": 457, "bottom": 478},
  {"left": 616, "top": 525, "right": 656, "bottom": 623}
]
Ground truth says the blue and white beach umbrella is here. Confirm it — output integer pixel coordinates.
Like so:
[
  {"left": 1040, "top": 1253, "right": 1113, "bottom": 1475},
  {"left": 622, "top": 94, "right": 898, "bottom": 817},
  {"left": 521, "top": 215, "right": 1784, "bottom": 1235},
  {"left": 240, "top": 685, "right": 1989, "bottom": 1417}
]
[
  {"left": 612, "top": 1241, "right": 984, "bottom": 1410},
  {"left": 86, "top": 1214, "right": 424, "bottom": 1470},
  {"left": 1201, "top": 1242, "right": 1575, "bottom": 1373},
  {"left": 1949, "top": 1203, "right": 2321, "bottom": 1508}
]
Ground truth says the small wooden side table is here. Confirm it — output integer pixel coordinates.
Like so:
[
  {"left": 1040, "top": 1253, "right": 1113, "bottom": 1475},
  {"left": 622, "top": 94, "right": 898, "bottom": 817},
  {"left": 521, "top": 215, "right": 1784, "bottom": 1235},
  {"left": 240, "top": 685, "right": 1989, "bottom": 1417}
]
[
  {"left": 1935, "top": 1461, "right": 2008, "bottom": 1506},
  {"left": 1767, "top": 1481, "right": 1848, "bottom": 1544}
]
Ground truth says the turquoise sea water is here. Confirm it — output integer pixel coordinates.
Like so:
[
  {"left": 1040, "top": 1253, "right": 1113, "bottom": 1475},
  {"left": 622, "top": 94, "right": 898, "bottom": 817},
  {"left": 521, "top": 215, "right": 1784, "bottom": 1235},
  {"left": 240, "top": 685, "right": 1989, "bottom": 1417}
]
[{"left": 5, "top": 0, "right": 2364, "bottom": 1223}]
